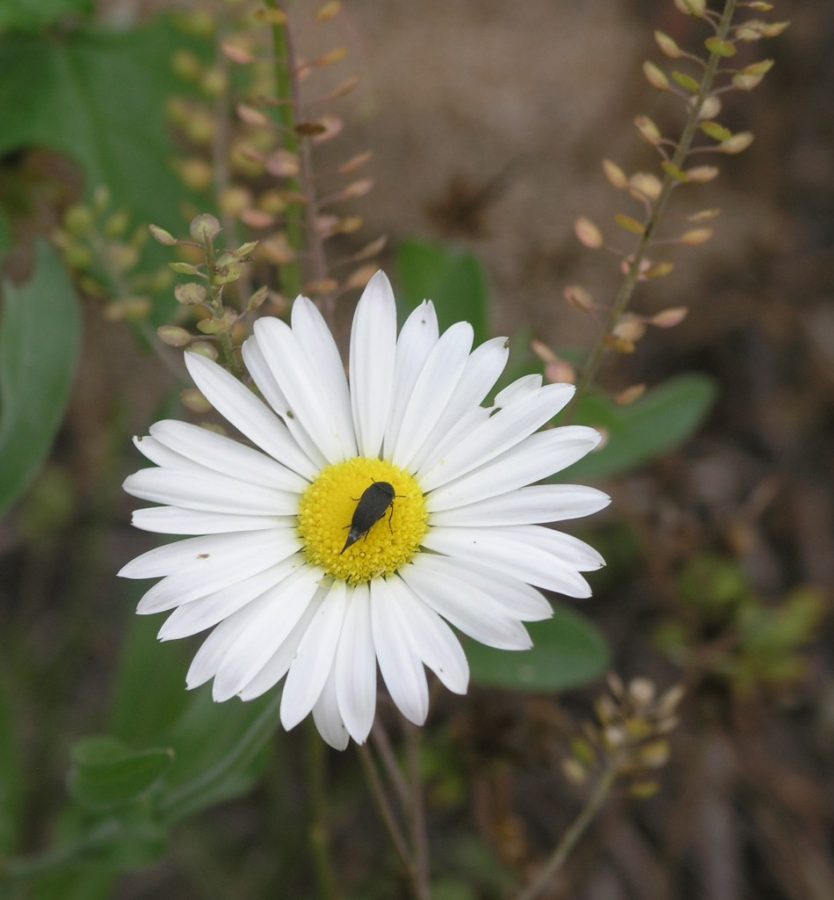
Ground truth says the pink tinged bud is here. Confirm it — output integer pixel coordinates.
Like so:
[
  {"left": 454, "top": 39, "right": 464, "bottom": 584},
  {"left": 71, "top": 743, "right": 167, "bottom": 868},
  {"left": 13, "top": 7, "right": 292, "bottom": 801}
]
[
  {"left": 629, "top": 172, "right": 662, "bottom": 201},
  {"left": 265, "top": 150, "right": 300, "bottom": 178},
  {"left": 240, "top": 209, "right": 276, "bottom": 229},
  {"left": 531, "top": 339, "right": 558, "bottom": 365},
  {"left": 643, "top": 61, "right": 670, "bottom": 91},
  {"left": 174, "top": 282, "right": 208, "bottom": 305},
  {"left": 613, "top": 315, "right": 646, "bottom": 343},
  {"left": 237, "top": 104, "right": 269, "bottom": 127},
  {"left": 345, "top": 264, "right": 378, "bottom": 290},
  {"left": 602, "top": 159, "right": 628, "bottom": 189},
  {"left": 339, "top": 151, "right": 373, "bottom": 175},
  {"left": 563, "top": 284, "right": 595, "bottom": 311},
  {"left": 615, "top": 384, "right": 646, "bottom": 406},
  {"left": 688, "top": 208, "right": 721, "bottom": 223},
  {"left": 221, "top": 41, "right": 254, "bottom": 65},
  {"left": 314, "top": 47, "right": 348, "bottom": 67},
  {"left": 654, "top": 31, "right": 683, "bottom": 58},
  {"left": 545, "top": 361, "right": 576, "bottom": 385},
  {"left": 189, "top": 214, "right": 221, "bottom": 243},
  {"left": 149, "top": 224, "right": 177, "bottom": 246},
  {"left": 305, "top": 278, "right": 339, "bottom": 296},
  {"left": 634, "top": 116, "right": 662, "bottom": 144},
  {"left": 574, "top": 216, "right": 603, "bottom": 248},
  {"left": 650, "top": 307, "right": 689, "bottom": 328},
  {"left": 684, "top": 165, "right": 719, "bottom": 183},
  {"left": 680, "top": 228, "right": 714, "bottom": 246},
  {"left": 719, "top": 132, "right": 754, "bottom": 154}
]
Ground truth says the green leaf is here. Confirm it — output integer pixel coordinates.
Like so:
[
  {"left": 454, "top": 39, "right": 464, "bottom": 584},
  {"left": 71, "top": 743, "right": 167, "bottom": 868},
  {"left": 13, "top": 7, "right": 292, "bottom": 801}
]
[
  {"left": 69, "top": 737, "right": 174, "bottom": 810},
  {"left": 468, "top": 606, "right": 609, "bottom": 692},
  {"left": 562, "top": 374, "right": 717, "bottom": 480},
  {"left": 0, "top": 241, "right": 81, "bottom": 515},
  {"left": 396, "top": 239, "right": 490, "bottom": 343}
]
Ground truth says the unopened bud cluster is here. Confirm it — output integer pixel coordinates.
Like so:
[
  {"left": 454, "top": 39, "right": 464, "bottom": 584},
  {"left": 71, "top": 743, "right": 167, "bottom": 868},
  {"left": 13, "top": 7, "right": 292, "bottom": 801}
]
[
  {"left": 54, "top": 187, "right": 172, "bottom": 321},
  {"left": 562, "top": 675, "right": 684, "bottom": 798}
]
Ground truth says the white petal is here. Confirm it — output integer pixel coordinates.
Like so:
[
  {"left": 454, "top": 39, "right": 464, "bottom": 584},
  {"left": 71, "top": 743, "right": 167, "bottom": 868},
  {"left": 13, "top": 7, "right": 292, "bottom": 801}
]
[
  {"left": 291, "top": 297, "right": 358, "bottom": 457},
  {"left": 254, "top": 317, "right": 356, "bottom": 464},
  {"left": 383, "top": 301, "right": 439, "bottom": 457},
  {"left": 186, "top": 600, "right": 266, "bottom": 690},
  {"left": 409, "top": 336, "right": 509, "bottom": 473},
  {"left": 510, "top": 524, "right": 606, "bottom": 571},
  {"left": 242, "top": 335, "right": 327, "bottom": 470},
  {"left": 438, "top": 556, "right": 553, "bottom": 621},
  {"left": 425, "top": 427, "right": 602, "bottom": 513},
  {"left": 421, "top": 526, "right": 592, "bottom": 598},
  {"left": 184, "top": 352, "right": 317, "bottom": 479},
  {"left": 119, "top": 529, "right": 275, "bottom": 579},
  {"left": 211, "top": 566, "right": 325, "bottom": 701},
  {"left": 335, "top": 583, "right": 377, "bottom": 744},
  {"left": 237, "top": 593, "right": 325, "bottom": 701},
  {"left": 419, "top": 383, "right": 576, "bottom": 491},
  {"left": 429, "top": 485, "right": 611, "bottom": 527},
  {"left": 312, "top": 663, "right": 350, "bottom": 750},
  {"left": 123, "top": 468, "right": 299, "bottom": 516},
  {"left": 150, "top": 419, "right": 308, "bottom": 493},
  {"left": 494, "top": 373, "right": 543, "bottom": 407},
  {"left": 158, "top": 555, "right": 306, "bottom": 640},
  {"left": 350, "top": 270, "right": 397, "bottom": 458},
  {"left": 370, "top": 578, "right": 429, "bottom": 725},
  {"left": 400, "top": 556, "right": 532, "bottom": 651},
  {"left": 386, "top": 576, "right": 469, "bottom": 694},
  {"left": 391, "top": 322, "right": 473, "bottom": 468},
  {"left": 131, "top": 507, "right": 289, "bottom": 535},
  {"left": 416, "top": 405, "right": 492, "bottom": 476},
  {"left": 280, "top": 580, "right": 349, "bottom": 730},
  {"left": 135, "top": 530, "right": 300, "bottom": 614},
  {"left": 133, "top": 435, "right": 192, "bottom": 469}
]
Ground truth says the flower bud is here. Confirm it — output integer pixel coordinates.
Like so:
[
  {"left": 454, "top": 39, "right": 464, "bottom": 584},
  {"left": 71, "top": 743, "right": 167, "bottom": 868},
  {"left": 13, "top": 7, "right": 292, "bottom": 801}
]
[
  {"left": 316, "top": 1, "right": 342, "bottom": 22},
  {"left": 181, "top": 388, "right": 212, "bottom": 414},
  {"left": 189, "top": 342, "right": 218, "bottom": 360},
  {"left": 615, "top": 384, "right": 646, "bottom": 406},
  {"left": 190, "top": 213, "right": 222, "bottom": 243},
  {"left": 654, "top": 30, "right": 683, "bottom": 58},
  {"left": 705, "top": 36, "right": 736, "bottom": 57},
  {"left": 634, "top": 115, "right": 662, "bottom": 144},
  {"left": 602, "top": 159, "right": 628, "bottom": 189},
  {"left": 685, "top": 165, "right": 719, "bottom": 183},
  {"left": 157, "top": 325, "right": 192, "bottom": 347},
  {"left": 680, "top": 228, "right": 713, "bottom": 245},
  {"left": 629, "top": 172, "right": 662, "bottom": 201},
  {"left": 719, "top": 132, "right": 754, "bottom": 154},
  {"left": 175, "top": 282, "right": 208, "bottom": 305},
  {"left": 574, "top": 216, "right": 603, "bottom": 248},
  {"left": 614, "top": 213, "right": 645, "bottom": 236},
  {"left": 563, "top": 284, "right": 594, "bottom": 311},
  {"left": 643, "top": 61, "right": 670, "bottom": 91},
  {"left": 650, "top": 306, "right": 688, "bottom": 327}
]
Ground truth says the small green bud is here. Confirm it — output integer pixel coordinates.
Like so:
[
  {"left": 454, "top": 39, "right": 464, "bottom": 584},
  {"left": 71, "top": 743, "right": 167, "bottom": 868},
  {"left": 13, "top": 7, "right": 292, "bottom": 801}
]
[
  {"left": 230, "top": 240, "right": 259, "bottom": 260},
  {"left": 661, "top": 161, "right": 688, "bottom": 182},
  {"left": 149, "top": 224, "right": 178, "bottom": 246},
  {"left": 643, "top": 61, "right": 670, "bottom": 91},
  {"left": 671, "top": 70, "right": 700, "bottom": 93},
  {"left": 64, "top": 205, "right": 94, "bottom": 235},
  {"left": 246, "top": 285, "right": 269, "bottom": 312},
  {"left": 189, "top": 342, "right": 219, "bottom": 361},
  {"left": 701, "top": 120, "right": 733, "bottom": 142},
  {"left": 673, "top": 0, "right": 706, "bottom": 15},
  {"left": 181, "top": 387, "right": 212, "bottom": 414},
  {"left": 705, "top": 37, "right": 737, "bottom": 57},
  {"left": 169, "top": 262, "right": 204, "bottom": 276},
  {"left": 212, "top": 253, "right": 244, "bottom": 285},
  {"left": 196, "top": 317, "right": 230, "bottom": 335},
  {"left": 190, "top": 213, "right": 222, "bottom": 243},
  {"left": 104, "top": 210, "right": 130, "bottom": 239},
  {"left": 614, "top": 213, "right": 646, "bottom": 236},
  {"left": 175, "top": 282, "right": 208, "bottom": 305},
  {"left": 157, "top": 325, "right": 192, "bottom": 347}
]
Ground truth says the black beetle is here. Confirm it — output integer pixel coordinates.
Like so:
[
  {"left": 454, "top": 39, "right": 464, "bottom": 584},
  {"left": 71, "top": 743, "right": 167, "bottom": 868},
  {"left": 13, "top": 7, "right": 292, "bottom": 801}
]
[{"left": 340, "top": 481, "right": 396, "bottom": 554}]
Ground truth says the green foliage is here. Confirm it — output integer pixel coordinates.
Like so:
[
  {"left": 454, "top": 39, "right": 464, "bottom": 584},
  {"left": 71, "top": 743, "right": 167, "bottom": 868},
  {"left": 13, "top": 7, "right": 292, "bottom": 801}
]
[
  {"left": 563, "top": 374, "right": 717, "bottom": 480},
  {"left": 0, "top": 0, "right": 92, "bottom": 34},
  {"left": 468, "top": 606, "right": 609, "bottom": 692},
  {"left": 396, "top": 239, "right": 490, "bottom": 344},
  {"left": 69, "top": 738, "right": 174, "bottom": 811},
  {"left": 0, "top": 677, "right": 22, "bottom": 854},
  {"left": 0, "top": 242, "right": 80, "bottom": 515}
]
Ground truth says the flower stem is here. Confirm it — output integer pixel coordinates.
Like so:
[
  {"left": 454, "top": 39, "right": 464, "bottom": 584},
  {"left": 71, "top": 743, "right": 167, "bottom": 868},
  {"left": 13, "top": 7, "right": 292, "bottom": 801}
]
[
  {"left": 515, "top": 763, "right": 619, "bottom": 900},
  {"left": 307, "top": 722, "right": 339, "bottom": 900},
  {"left": 405, "top": 725, "right": 431, "bottom": 900},
  {"left": 575, "top": 0, "right": 738, "bottom": 398},
  {"left": 265, "top": 0, "right": 304, "bottom": 299}
]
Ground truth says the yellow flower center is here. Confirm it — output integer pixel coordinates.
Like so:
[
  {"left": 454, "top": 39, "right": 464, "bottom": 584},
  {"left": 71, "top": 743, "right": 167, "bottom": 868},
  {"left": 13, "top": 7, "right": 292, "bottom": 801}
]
[{"left": 298, "top": 457, "right": 428, "bottom": 584}]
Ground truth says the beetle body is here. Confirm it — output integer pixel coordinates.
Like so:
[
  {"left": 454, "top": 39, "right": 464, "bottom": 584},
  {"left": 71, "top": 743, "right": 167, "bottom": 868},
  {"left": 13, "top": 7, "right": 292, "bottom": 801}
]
[{"left": 341, "top": 481, "right": 396, "bottom": 554}]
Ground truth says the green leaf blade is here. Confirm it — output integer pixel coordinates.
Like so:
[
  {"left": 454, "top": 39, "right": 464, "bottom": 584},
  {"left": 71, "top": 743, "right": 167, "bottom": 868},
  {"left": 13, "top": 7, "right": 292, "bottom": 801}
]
[{"left": 0, "top": 241, "right": 81, "bottom": 515}]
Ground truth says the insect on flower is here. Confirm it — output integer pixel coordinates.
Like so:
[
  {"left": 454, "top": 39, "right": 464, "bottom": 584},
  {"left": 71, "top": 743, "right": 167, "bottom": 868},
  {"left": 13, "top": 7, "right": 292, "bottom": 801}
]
[{"left": 341, "top": 481, "right": 396, "bottom": 554}]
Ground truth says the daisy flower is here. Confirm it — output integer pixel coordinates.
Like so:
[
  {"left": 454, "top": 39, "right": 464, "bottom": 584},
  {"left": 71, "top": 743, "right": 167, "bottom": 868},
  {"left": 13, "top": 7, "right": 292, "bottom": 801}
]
[{"left": 119, "top": 271, "right": 608, "bottom": 749}]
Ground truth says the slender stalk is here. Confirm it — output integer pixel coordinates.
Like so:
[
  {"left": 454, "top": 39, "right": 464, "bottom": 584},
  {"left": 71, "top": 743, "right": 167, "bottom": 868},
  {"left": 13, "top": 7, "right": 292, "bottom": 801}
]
[
  {"left": 515, "top": 764, "right": 619, "bottom": 900},
  {"left": 356, "top": 744, "right": 419, "bottom": 894},
  {"left": 575, "top": 0, "right": 738, "bottom": 398},
  {"left": 308, "top": 723, "right": 339, "bottom": 900},
  {"left": 371, "top": 719, "right": 411, "bottom": 811},
  {"left": 202, "top": 233, "right": 241, "bottom": 376},
  {"left": 266, "top": 0, "right": 304, "bottom": 299},
  {"left": 405, "top": 725, "right": 431, "bottom": 900}
]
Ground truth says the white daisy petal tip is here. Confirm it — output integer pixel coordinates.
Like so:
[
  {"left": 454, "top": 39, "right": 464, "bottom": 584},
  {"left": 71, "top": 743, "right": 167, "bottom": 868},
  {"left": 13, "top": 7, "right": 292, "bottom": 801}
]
[{"left": 121, "top": 268, "right": 608, "bottom": 747}]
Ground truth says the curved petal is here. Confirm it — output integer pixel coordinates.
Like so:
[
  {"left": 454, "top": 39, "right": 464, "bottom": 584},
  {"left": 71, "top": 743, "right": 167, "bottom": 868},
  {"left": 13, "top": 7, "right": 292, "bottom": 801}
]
[
  {"left": 241, "top": 335, "right": 327, "bottom": 470},
  {"left": 400, "top": 555, "right": 532, "bottom": 651},
  {"left": 421, "top": 526, "right": 592, "bottom": 598},
  {"left": 185, "top": 352, "right": 317, "bottom": 479},
  {"left": 211, "top": 566, "right": 325, "bottom": 701},
  {"left": 312, "top": 662, "right": 350, "bottom": 750},
  {"left": 425, "top": 427, "right": 602, "bottom": 513},
  {"left": 508, "top": 524, "right": 606, "bottom": 571},
  {"left": 391, "top": 322, "right": 473, "bottom": 469},
  {"left": 383, "top": 300, "right": 439, "bottom": 457},
  {"left": 150, "top": 419, "right": 307, "bottom": 493},
  {"left": 349, "top": 271, "right": 397, "bottom": 458},
  {"left": 158, "top": 555, "right": 306, "bottom": 640},
  {"left": 494, "top": 374, "right": 543, "bottom": 407},
  {"left": 429, "top": 484, "right": 611, "bottom": 527},
  {"left": 281, "top": 580, "right": 349, "bottom": 730},
  {"left": 131, "top": 507, "right": 289, "bottom": 535},
  {"left": 254, "top": 317, "right": 355, "bottom": 464},
  {"left": 419, "top": 383, "right": 576, "bottom": 491},
  {"left": 335, "top": 583, "right": 377, "bottom": 744},
  {"left": 386, "top": 576, "right": 469, "bottom": 694},
  {"left": 133, "top": 435, "right": 193, "bottom": 470},
  {"left": 370, "top": 578, "right": 429, "bottom": 725},
  {"left": 409, "top": 336, "right": 509, "bottom": 473},
  {"left": 123, "top": 468, "right": 299, "bottom": 516}
]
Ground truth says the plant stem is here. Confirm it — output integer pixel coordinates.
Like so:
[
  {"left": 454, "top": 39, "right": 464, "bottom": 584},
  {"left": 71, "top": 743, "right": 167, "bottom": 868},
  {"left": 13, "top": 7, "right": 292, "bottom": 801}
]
[
  {"left": 202, "top": 233, "right": 240, "bottom": 376},
  {"left": 405, "top": 725, "right": 431, "bottom": 900},
  {"left": 308, "top": 723, "right": 339, "bottom": 900},
  {"left": 575, "top": 0, "right": 737, "bottom": 399},
  {"left": 356, "top": 744, "right": 420, "bottom": 896},
  {"left": 266, "top": 0, "right": 304, "bottom": 299},
  {"left": 515, "top": 763, "right": 619, "bottom": 900}
]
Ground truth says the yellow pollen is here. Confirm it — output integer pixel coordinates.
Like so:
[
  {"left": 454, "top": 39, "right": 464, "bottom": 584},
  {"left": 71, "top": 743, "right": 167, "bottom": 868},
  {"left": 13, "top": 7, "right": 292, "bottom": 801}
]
[{"left": 298, "top": 457, "right": 428, "bottom": 584}]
